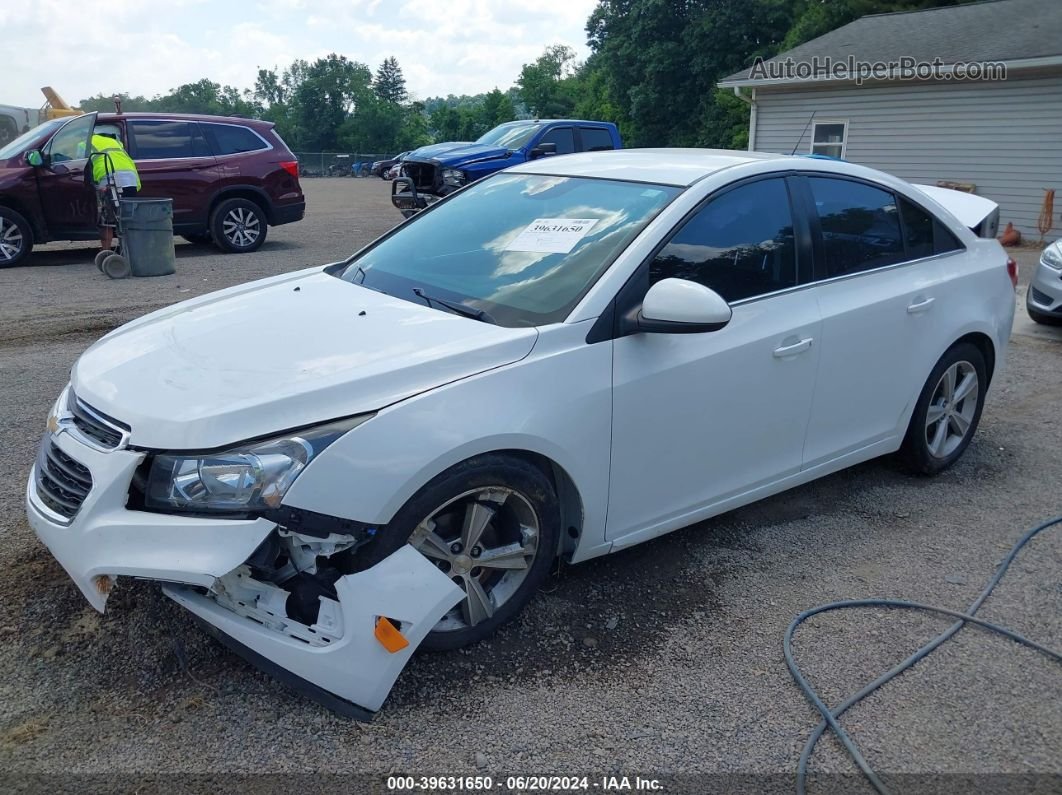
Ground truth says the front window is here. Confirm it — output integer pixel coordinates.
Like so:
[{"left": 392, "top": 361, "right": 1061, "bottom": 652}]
[
  {"left": 475, "top": 122, "right": 543, "bottom": 150},
  {"left": 0, "top": 119, "right": 65, "bottom": 160},
  {"left": 337, "top": 173, "right": 681, "bottom": 326}
]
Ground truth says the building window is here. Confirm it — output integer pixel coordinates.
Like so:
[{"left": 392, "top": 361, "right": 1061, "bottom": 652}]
[{"left": 810, "top": 120, "right": 848, "bottom": 159}]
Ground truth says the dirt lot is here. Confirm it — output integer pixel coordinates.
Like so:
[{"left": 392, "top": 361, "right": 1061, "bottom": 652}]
[{"left": 1, "top": 179, "right": 1060, "bottom": 792}]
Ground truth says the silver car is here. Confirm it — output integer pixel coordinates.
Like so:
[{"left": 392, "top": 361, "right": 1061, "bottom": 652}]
[{"left": 1027, "top": 240, "right": 1062, "bottom": 325}]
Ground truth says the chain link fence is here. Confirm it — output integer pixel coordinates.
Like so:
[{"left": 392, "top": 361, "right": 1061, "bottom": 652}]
[{"left": 292, "top": 152, "right": 393, "bottom": 178}]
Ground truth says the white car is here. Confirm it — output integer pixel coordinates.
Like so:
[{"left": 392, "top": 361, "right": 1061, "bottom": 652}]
[{"left": 27, "top": 149, "right": 1016, "bottom": 718}]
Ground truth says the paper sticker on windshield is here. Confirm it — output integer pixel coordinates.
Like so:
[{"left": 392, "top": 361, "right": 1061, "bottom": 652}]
[{"left": 504, "top": 218, "right": 598, "bottom": 254}]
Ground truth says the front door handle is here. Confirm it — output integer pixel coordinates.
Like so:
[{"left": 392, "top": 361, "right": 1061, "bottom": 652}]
[
  {"left": 907, "top": 296, "right": 936, "bottom": 314},
  {"left": 773, "top": 337, "right": 814, "bottom": 358}
]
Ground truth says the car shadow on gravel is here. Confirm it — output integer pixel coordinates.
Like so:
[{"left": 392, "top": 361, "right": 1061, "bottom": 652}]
[{"left": 15, "top": 240, "right": 303, "bottom": 269}]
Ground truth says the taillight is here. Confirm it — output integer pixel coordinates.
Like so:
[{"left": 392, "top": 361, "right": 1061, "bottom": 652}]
[
  {"left": 280, "top": 160, "right": 299, "bottom": 179},
  {"left": 1006, "top": 256, "right": 1018, "bottom": 290}
]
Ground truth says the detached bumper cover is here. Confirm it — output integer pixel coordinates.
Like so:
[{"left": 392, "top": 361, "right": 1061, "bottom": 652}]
[
  {"left": 26, "top": 429, "right": 464, "bottom": 718},
  {"left": 165, "top": 546, "right": 462, "bottom": 716}
]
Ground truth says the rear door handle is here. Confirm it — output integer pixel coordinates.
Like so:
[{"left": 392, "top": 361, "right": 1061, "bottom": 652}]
[
  {"left": 773, "top": 337, "right": 814, "bottom": 358},
  {"left": 907, "top": 296, "right": 935, "bottom": 314}
]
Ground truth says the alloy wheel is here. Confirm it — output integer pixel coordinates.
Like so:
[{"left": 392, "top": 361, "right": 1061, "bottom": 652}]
[
  {"left": 408, "top": 487, "right": 540, "bottom": 631},
  {"left": 924, "top": 360, "right": 979, "bottom": 459},
  {"left": 222, "top": 207, "right": 261, "bottom": 248},
  {"left": 0, "top": 217, "right": 24, "bottom": 262}
]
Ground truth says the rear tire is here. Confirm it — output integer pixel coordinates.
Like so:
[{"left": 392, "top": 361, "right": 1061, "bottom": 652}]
[
  {"left": 0, "top": 206, "right": 33, "bottom": 267},
  {"left": 361, "top": 454, "right": 560, "bottom": 651},
  {"left": 899, "top": 342, "right": 987, "bottom": 475},
  {"left": 210, "top": 198, "right": 267, "bottom": 253}
]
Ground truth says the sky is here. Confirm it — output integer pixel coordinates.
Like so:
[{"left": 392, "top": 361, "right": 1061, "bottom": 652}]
[{"left": 1, "top": 0, "right": 599, "bottom": 109}]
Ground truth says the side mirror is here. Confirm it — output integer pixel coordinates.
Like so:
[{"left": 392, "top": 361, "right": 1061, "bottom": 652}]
[
  {"left": 26, "top": 150, "right": 44, "bottom": 167},
  {"left": 529, "top": 142, "right": 557, "bottom": 159},
  {"left": 634, "top": 278, "right": 732, "bottom": 334}
]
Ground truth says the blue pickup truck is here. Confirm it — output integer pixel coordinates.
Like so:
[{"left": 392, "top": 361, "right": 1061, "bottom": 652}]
[{"left": 391, "top": 118, "right": 622, "bottom": 215}]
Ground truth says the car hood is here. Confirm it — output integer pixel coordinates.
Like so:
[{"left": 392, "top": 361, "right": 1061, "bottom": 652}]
[
  {"left": 406, "top": 141, "right": 475, "bottom": 160},
  {"left": 409, "top": 142, "right": 511, "bottom": 168},
  {"left": 71, "top": 269, "right": 538, "bottom": 450}
]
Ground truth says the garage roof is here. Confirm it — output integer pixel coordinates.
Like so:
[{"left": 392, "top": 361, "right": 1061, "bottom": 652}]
[{"left": 719, "top": 0, "right": 1062, "bottom": 88}]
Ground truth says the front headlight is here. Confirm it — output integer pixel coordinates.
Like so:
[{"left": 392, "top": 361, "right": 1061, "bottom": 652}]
[
  {"left": 441, "top": 168, "right": 467, "bottom": 188},
  {"left": 143, "top": 414, "right": 372, "bottom": 514},
  {"left": 1042, "top": 242, "right": 1062, "bottom": 271}
]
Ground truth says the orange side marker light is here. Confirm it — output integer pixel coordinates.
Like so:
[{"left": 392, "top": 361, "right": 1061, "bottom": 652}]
[{"left": 374, "top": 617, "right": 409, "bottom": 653}]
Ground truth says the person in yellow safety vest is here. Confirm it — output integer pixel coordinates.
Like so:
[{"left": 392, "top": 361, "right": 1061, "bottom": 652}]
[{"left": 90, "top": 132, "right": 141, "bottom": 253}]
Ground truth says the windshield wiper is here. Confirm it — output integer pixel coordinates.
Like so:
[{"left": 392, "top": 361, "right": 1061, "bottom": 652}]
[{"left": 412, "top": 287, "right": 497, "bottom": 325}]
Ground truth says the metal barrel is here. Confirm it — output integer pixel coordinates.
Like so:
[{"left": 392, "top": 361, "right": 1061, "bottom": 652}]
[{"left": 119, "top": 198, "right": 176, "bottom": 277}]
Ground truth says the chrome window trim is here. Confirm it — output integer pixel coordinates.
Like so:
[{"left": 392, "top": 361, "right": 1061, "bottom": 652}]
[{"left": 729, "top": 248, "right": 966, "bottom": 308}]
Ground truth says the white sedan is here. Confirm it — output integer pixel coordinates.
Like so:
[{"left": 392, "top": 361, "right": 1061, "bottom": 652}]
[{"left": 27, "top": 149, "right": 1016, "bottom": 718}]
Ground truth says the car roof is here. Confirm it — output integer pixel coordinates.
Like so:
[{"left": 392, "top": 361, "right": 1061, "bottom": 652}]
[
  {"left": 510, "top": 148, "right": 794, "bottom": 187},
  {"left": 97, "top": 112, "right": 272, "bottom": 130}
]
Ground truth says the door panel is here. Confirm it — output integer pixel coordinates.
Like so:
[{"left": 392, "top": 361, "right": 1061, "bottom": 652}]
[
  {"left": 800, "top": 176, "right": 949, "bottom": 465},
  {"left": 36, "top": 113, "right": 98, "bottom": 237},
  {"left": 804, "top": 263, "right": 945, "bottom": 465},
  {"left": 607, "top": 295, "right": 822, "bottom": 540}
]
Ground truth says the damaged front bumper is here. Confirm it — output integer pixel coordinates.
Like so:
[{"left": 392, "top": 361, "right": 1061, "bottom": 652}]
[{"left": 26, "top": 428, "right": 463, "bottom": 719}]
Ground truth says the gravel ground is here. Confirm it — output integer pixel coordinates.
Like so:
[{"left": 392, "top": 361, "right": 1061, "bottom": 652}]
[{"left": 0, "top": 180, "right": 1059, "bottom": 793}]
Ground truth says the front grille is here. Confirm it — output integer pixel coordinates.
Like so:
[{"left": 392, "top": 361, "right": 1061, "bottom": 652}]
[
  {"left": 1030, "top": 286, "right": 1055, "bottom": 308},
  {"left": 402, "top": 161, "right": 437, "bottom": 192},
  {"left": 35, "top": 439, "right": 92, "bottom": 520},
  {"left": 70, "top": 399, "right": 127, "bottom": 449}
]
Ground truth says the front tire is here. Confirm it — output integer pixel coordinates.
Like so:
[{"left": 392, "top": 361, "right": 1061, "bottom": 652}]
[
  {"left": 364, "top": 455, "right": 559, "bottom": 651},
  {"left": 0, "top": 206, "right": 33, "bottom": 267},
  {"left": 210, "top": 198, "right": 267, "bottom": 253},
  {"left": 899, "top": 342, "right": 987, "bottom": 475}
]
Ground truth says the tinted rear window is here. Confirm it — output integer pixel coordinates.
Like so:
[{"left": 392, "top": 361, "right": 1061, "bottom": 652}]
[
  {"left": 581, "top": 127, "right": 615, "bottom": 152},
  {"left": 129, "top": 120, "right": 210, "bottom": 159},
  {"left": 203, "top": 123, "right": 269, "bottom": 156},
  {"left": 900, "top": 197, "right": 964, "bottom": 258}
]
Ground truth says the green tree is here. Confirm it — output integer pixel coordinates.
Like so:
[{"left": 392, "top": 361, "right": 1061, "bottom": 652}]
[
  {"left": 373, "top": 57, "right": 408, "bottom": 104},
  {"left": 292, "top": 54, "right": 373, "bottom": 150},
  {"left": 517, "top": 45, "right": 578, "bottom": 117},
  {"left": 479, "top": 88, "right": 516, "bottom": 129}
]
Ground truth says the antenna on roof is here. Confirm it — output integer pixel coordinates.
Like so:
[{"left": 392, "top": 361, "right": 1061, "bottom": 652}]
[{"left": 791, "top": 111, "right": 816, "bottom": 156}]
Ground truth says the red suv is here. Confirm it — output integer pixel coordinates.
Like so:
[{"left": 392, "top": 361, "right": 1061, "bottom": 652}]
[{"left": 0, "top": 111, "right": 305, "bottom": 266}]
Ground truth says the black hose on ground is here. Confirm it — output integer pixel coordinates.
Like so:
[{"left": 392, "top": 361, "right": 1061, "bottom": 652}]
[{"left": 784, "top": 514, "right": 1062, "bottom": 795}]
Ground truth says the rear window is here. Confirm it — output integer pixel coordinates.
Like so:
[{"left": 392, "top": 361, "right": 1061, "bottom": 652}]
[
  {"left": 203, "top": 123, "right": 269, "bottom": 156},
  {"left": 899, "top": 197, "right": 963, "bottom": 258},
  {"left": 580, "top": 127, "right": 614, "bottom": 152},
  {"left": 129, "top": 120, "right": 210, "bottom": 159}
]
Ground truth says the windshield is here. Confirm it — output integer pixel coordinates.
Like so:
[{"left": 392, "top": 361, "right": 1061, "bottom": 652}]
[
  {"left": 0, "top": 118, "right": 65, "bottom": 160},
  {"left": 337, "top": 173, "right": 681, "bottom": 327},
  {"left": 475, "top": 122, "right": 543, "bottom": 150}
]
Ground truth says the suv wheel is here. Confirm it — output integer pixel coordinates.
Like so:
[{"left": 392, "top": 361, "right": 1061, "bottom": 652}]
[
  {"left": 210, "top": 198, "right": 267, "bottom": 253},
  {"left": 0, "top": 207, "right": 33, "bottom": 267}
]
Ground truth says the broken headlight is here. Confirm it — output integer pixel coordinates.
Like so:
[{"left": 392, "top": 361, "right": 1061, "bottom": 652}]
[
  {"left": 143, "top": 414, "right": 372, "bottom": 514},
  {"left": 441, "top": 168, "right": 467, "bottom": 188}
]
